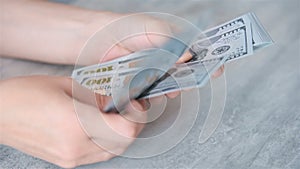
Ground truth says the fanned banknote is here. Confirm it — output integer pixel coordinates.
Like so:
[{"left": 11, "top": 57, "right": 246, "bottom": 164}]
[{"left": 72, "top": 12, "right": 273, "bottom": 109}]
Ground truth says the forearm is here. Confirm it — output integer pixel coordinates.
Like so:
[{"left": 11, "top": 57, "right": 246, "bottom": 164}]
[
  {"left": 0, "top": 78, "right": 14, "bottom": 145},
  {"left": 0, "top": 0, "right": 117, "bottom": 64}
]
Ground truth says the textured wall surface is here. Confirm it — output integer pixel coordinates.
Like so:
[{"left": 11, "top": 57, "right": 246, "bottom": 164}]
[{"left": 1, "top": 0, "right": 299, "bottom": 168}]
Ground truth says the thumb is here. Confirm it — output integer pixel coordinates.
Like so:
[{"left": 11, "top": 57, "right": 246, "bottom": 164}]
[{"left": 120, "top": 100, "right": 148, "bottom": 124}]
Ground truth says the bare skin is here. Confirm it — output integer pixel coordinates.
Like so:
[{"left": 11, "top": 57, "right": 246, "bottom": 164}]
[{"left": 0, "top": 0, "right": 224, "bottom": 167}]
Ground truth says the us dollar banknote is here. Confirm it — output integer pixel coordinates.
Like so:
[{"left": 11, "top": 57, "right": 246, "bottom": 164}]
[
  {"left": 72, "top": 12, "right": 273, "bottom": 100},
  {"left": 77, "top": 23, "right": 253, "bottom": 98}
]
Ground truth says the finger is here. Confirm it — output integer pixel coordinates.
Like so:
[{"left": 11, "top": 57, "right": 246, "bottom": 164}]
[
  {"left": 212, "top": 65, "right": 225, "bottom": 79},
  {"left": 176, "top": 51, "right": 193, "bottom": 63},
  {"left": 166, "top": 91, "right": 180, "bottom": 98},
  {"left": 102, "top": 112, "right": 144, "bottom": 139},
  {"left": 148, "top": 95, "right": 165, "bottom": 104},
  {"left": 101, "top": 42, "right": 134, "bottom": 62},
  {"left": 121, "top": 100, "right": 148, "bottom": 124},
  {"left": 73, "top": 100, "right": 133, "bottom": 156},
  {"left": 137, "top": 99, "right": 150, "bottom": 111}
]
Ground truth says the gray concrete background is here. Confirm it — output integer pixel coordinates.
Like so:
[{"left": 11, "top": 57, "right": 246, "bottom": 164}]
[{"left": 0, "top": 0, "right": 299, "bottom": 168}]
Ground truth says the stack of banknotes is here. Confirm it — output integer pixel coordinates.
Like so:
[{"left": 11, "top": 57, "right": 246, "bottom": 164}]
[{"left": 72, "top": 12, "right": 273, "bottom": 105}]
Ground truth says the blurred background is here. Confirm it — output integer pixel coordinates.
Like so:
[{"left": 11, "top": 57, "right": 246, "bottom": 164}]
[{"left": 1, "top": 0, "right": 299, "bottom": 168}]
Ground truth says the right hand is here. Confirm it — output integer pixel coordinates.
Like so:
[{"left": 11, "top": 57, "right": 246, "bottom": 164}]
[
  {"left": 85, "top": 13, "right": 224, "bottom": 99},
  {"left": 0, "top": 75, "right": 146, "bottom": 168}
]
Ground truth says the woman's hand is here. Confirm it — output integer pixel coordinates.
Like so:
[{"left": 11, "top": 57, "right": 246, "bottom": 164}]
[
  {"left": 0, "top": 75, "right": 146, "bottom": 168},
  {"left": 0, "top": 1, "right": 225, "bottom": 168},
  {"left": 1, "top": 0, "right": 224, "bottom": 77},
  {"left": 0, "top": 0, "right": 172, "bottom": 65}
]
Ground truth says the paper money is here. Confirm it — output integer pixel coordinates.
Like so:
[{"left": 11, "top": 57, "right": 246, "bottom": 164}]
[
  {"left": 189, "top": 12, "right": 272, "bottom": 63},
  {"left": 140, "top": 24, "right": 253, "bottom": 98},
  {"left": 80, "top": 23, "right": 253, "bottom": 99},
  {"left": 72, "top": 12, "right": 273, "bottom": 106}
]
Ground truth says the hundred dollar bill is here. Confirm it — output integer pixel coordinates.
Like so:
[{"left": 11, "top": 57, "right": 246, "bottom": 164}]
[
  {"left": 72, "top": 49, "right": 161, "bottom": 84},
  {"left": 72, "top": 12, "right": 273, "bottom": 108},
  {"left": 72, "top": 13, "right": 272, "bottom": 82},
  {"left": 104, "top": 27, "right": 199, "bottom": 112},
  {"left": 189, "top": 12, "right": 272, "bottom": 62},
  {"left": 72, "top": 14, "right": 244, "bottom": 80},
  {"left": 80, "top": 23, "right": 252, "bottom": 98},
  {"left": 141, "top": 24, "right": 253, "bottom": 98},
  {"left": 72, "top": 13, "right": 246, "bottom": 80}
]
